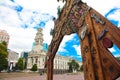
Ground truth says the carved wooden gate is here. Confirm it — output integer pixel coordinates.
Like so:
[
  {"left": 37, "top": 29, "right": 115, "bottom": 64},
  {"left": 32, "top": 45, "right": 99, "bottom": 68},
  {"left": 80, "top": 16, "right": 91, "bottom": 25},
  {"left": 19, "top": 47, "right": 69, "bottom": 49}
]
[{"left": 44, "top": 0, "right": 120, "bottom": 80}]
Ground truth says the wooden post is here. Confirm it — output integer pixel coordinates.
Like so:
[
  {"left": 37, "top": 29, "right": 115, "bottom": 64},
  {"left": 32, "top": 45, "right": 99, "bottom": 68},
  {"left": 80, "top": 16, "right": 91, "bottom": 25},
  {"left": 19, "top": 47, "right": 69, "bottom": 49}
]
[
  {"left": 47, "top": 58, "right": 53, "bottom": 80},
  {"left": 78, "top": 7, "right": 120, "bottom": 80},
  {"left": 45, "top": 0, "right": 120, "bottom": 80},
  {"left": 78, "top": 11, "right": 105, "bottom": 80},
  {"left": 45, "top": 35, "right": 64, "bottom": 80}
]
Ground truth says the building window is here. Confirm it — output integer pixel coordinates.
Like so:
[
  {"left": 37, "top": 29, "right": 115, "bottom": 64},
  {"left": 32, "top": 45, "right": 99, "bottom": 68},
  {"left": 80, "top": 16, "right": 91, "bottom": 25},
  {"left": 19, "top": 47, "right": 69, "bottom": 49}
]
[
  {"left": 31, "top": 57, "right": 33, "bottom": 65},
  {"left": 43, "top": 58, "right": 44, "bottom": 62},
  {"left": 35, "top": 58, "right": 38, "bottom": 63}
]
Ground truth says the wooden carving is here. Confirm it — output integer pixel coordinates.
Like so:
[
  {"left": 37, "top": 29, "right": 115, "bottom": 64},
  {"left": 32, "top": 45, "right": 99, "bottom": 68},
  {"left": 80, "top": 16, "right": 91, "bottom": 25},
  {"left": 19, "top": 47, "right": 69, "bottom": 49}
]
[{"left": 44, "top": 0, "right": 120, "bottom": 80}]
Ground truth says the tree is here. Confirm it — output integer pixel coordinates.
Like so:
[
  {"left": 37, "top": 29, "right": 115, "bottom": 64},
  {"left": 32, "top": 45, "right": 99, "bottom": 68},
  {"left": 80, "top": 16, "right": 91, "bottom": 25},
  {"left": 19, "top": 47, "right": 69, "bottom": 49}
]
[
  {"left": 0, "top": 41, "right": 8, "bottom": 58},
  {"left": 68, "top": 62, "right": 73, "bottom": 72},
  {"left": 0, "top": 41, "right": 8, "bottom": 72},
  {"left": 80, "top": 64, "right": 83, "bottom": 71},
  {"left": 0, "top": 58, "right": 8, "bottom": 72},
  {"left": 68, "top": 60, "right": 80, "bottom": 73},
  {"left": 31, "top": 64, "right": 37, "bottom": 72},
  {"left": 116, "top": 57, "right": 120, "bottom": 61},
  {"left": 15, "top": 57, "right": 25, "bottom": 70}
]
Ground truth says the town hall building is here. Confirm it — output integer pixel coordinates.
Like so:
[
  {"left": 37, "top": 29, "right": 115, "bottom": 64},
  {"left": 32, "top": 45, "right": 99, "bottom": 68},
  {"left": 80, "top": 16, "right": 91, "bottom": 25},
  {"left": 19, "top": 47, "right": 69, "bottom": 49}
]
[{"left": 27, "top": 28, "right": 82, "bottom": 74}]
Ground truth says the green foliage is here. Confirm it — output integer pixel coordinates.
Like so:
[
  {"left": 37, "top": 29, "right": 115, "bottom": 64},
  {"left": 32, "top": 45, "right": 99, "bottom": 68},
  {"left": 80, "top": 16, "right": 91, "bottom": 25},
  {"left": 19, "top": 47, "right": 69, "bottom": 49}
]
[
  {"left": 31, "top": 64, "right": 37, "bottom": 71},
  {"left": 68, "top": 62, "right": 72, "bottom": 72},
  {"left": 116, "top": 56, "right": 120, "bottom": 61},
  {"left": 0, "top": 58, "right": 8, "bottom": 71},
  {"left": 1, "top": 41, "right": 7, "bottom": 46},
  {"left": 0, "top": 41, "right": 8, "bottom": 58},
  {"left": 15, "top": 57, "right": 25, "bottom": 70},
  {"left": 80, "top": 64, "right": 83, "bottom": 71},
  {"left": 24, "top": 59, "right": 27, "bottom": 69},
  {"left": 0, "top": 41, "right": 8, "bottom": 72},
  {"left": 57, "top": 6, "right": 61, "bottom": 17},
  {"left": 68, "top": 60, "right": 80, "bottom": 72}
]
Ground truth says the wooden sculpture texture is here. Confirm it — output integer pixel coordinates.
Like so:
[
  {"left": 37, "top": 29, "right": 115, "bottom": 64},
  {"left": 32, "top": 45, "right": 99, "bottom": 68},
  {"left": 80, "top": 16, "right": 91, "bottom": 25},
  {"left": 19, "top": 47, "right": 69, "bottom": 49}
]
[{"left": 44, "top": 0, "right": 120, "bottom": 80}]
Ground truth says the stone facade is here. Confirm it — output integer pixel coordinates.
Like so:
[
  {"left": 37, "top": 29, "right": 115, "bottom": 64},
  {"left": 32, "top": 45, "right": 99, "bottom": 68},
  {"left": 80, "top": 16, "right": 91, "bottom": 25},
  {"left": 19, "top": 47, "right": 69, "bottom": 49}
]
[
  {"left": 27, "top": 28, "right": 82, "bottom": 74},
  {"left": 27, "top": 28, "right": 46, "bottom": 70},
  {"left": 53, "top": 55, "right": 72, "bottom": 74},
  {"left": 0, "top": 29, "right": 9, "bottom": 45},
  {"left": 7, "top": 49, "right": 19, "bottom": 67}
]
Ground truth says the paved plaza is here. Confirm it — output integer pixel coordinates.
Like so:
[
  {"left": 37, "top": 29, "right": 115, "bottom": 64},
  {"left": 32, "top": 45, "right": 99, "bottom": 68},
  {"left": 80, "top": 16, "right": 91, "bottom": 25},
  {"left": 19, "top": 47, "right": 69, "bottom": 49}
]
[
  {"left": 0, "top": 72, "right": 120, "bottom": 80},
  {"left": 2, "top": 74, "right": 84, "bottom": 80},
  {"left": 0, "top": 72, "right": 84, "bottom": 80}
]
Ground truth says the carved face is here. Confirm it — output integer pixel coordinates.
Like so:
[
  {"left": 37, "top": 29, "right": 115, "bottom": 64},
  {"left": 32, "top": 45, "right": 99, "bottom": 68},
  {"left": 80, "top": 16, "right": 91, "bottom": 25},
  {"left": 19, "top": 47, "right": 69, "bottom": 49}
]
[{"left": 55, "top": 0, "right": 89, "bottom": 35}]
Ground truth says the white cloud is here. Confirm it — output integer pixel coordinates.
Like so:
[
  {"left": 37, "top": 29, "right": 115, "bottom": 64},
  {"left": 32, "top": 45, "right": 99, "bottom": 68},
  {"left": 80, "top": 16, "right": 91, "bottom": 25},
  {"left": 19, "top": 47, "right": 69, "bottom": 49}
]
[
  {"left": 106, "top": 9, "right": 120, "bottom": 27},
  {"left": 0, "top": 0, "right": 55, "bottom": 53},
  {"left": 19, "top": 9, "right": 53, "bottom": 28},
  {"left": 0, "top": 23, "right": 36, "bottom": 53},
  {"left": 58, "top": 48, "right": 68, "bottom": 53},
  {"left": 43, "top": 21, "right": 53, "bottom": 44},
  {"left": 0, "top": 0, "right": 120, "bottom": 56},
  {"left": 82, "top": 0, "right": 120, "bottom": 15},
  {"left": 0, "top": 6, "right": 22, "bottom": 27},
  {"left": 58, "top": 34, "right": 76, "bottom": 53},
  {"left": 15, "top": 0, "right": 64, "bottom": 17},
  {"left": 108, "top": 47, "right": 115, "bottom": 53},
  {"left": 73, "top": 45, "right": 81, "bottom": 56},
  {"left": 114, "top": 54, "right": 120, "bottom": 57}
]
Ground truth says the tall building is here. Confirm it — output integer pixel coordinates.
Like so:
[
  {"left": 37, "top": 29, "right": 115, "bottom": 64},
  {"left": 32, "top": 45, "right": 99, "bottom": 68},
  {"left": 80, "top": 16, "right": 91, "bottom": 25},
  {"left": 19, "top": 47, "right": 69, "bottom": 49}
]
[
  {"left": 0, "top": 29, "right": 9, "bottom": 45},
  {"left": 27, "top": 28, "right": 47, "bottom": 72},
  {"left": 7, "top": 49, "right": 19, "bottom": 69},
  {"left": 21, "top": 52, "right": 28, "bottom": 59},
  {"left": 27, "top": 28, "right": 82, "bottom": 74}
]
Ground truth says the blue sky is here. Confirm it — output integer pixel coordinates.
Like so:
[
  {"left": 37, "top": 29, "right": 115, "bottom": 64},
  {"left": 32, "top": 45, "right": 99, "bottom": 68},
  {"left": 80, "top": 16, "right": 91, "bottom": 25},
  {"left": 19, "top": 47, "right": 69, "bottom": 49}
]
[{"left": 0, "top": 0, "right": 120, "bottom": 62}]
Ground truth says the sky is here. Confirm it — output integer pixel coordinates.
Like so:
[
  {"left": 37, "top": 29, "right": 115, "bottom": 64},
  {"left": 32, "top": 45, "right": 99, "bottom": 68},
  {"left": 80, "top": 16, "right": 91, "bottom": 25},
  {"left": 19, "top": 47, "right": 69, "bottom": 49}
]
[{"left": 0, "top": 0, "right": 120, "bottom": 62}]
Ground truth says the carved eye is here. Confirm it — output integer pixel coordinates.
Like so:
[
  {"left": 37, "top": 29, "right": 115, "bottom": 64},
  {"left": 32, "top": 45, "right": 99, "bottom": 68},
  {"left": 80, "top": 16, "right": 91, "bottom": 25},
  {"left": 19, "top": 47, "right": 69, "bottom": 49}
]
[
  {"left": 102, "top": 38, "right": 113, "bottom": 48},
  {"left": 81, "top": 30, "right": 86, "bottom": 40},
  {"left": 80, "top": 26, "right": 87, "bottom": 40}
]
